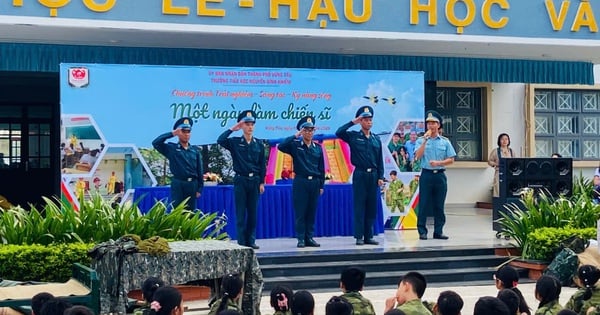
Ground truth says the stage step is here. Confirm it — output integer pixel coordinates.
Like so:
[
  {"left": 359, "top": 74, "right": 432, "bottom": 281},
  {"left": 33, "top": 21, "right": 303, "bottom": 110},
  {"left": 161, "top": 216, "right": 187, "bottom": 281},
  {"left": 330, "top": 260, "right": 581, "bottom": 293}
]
[{"left": 257, "top": 247, "right": 513, "bottom": 292}]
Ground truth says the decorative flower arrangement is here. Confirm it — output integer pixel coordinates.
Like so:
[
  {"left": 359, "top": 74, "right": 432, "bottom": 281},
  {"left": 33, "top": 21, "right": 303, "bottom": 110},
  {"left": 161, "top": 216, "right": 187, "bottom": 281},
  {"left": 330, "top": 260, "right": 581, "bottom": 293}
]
[
  {"left": 325, "top": 172, "right": 334, "bottom": 180},
  {"left": 203, "top": 172, "right": 223, "bottom": 182}
]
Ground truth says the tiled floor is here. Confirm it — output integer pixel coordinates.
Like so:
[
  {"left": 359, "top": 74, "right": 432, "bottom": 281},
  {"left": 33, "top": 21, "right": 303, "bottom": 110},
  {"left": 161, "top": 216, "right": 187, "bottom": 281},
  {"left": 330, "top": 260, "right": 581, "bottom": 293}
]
[{"left": 186, "top": 207, "right": 580, "bottom": 315}]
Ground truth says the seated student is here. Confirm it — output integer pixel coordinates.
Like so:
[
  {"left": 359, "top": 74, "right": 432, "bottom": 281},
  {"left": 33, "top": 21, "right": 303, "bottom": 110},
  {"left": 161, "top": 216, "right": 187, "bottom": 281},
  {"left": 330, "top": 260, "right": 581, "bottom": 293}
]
[
  {"left": 135, "top": 277, "right": 166, "bottom": 315},
  {"left": 149, "top": 286, "right": 183, "bottom": 315},
  {"left": 39, "top": 297, "right": 72, "bottom": 315},
  {"left": 473, "top": 296, "right": 510, "bottom": 315},
  {"left": 326, "top": 296, "right": 354, "bottom": 315},
  {"left": 565, "top": 265, "right": 600, "bottom": 314},
  {"left": 270, "top": 284, "right": 293, "bottom": 315},
  {"left": 497, "top": 289, "right": 520, "bottom": 315},
  {"left": 384, "top": 271, "right": 432, "bottom": 315},
  {"left": 292, "top": 290, "right": 315, "bottom": 315},
  {"left": 534, "top": 275, "right": 562, "bottom": 315},
  {"left": 64, "top": 305, "right": 94, "bottom": 315},
  {"left": 208, "top": 274, "right": 243, "bottom": 315},
  {"left": 592, "top": 173, "right": 600, "bottom": 204},
  {"left": 495, "top": 265, "right": 531, "bottom": 315},
  {"left": 434, "top": 290, "right": 463, "bottom": 315},
  {"left": 384, "top": 310, "right": 407, "bottom": 315},
  {"left": 31, "top": 292, "right": 54, "bottom": 315},
  {"left": 340, "top": 267, "right": 376, "bottom": 315}
]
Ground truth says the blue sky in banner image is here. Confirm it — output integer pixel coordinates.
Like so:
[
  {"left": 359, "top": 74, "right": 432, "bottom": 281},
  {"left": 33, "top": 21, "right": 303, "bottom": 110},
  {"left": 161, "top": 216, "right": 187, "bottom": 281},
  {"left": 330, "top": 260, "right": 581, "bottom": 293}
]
[{"left": 60, "top": 64, "right": 424, "bottom": 147}]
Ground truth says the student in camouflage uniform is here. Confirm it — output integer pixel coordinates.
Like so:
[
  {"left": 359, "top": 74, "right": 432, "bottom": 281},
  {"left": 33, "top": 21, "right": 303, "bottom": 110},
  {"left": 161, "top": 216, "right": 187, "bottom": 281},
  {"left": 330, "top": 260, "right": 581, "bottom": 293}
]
[
  {"left": 326, "top": 296, "right": 354, "bottom": 315},
  {"left": 208, "top": 274, "right": 243, "bottom": 315},
  {"left": 494, "top": 265, "right": 531, "bottom": 315},
  {"left": 292, "top": 290, "right": 315, "bottom": 315},
  {"left": 270, "top": 284, "right": 293, "bottom": 315},
  {"left": 134, "top": 277, "right": 165, "bottom": 315},
  {"left": 384, "top": 272, "right": 432, "bottom": 315},
  {"left": 387, "top": 171, "right": 405, "bottom": 213},
  {"left": 340, "top": 267, "right": 376, "bottom": 315},
  {"left": 497, "top": 289, "right": 520, "bottom": 315},
  {"left": 534, "top": 275, "right": 563, "bottom": 315},
  {"left": 432, "top": 290, "right": 463, "bottom": 315},
  {"left": 565, "top": 265, "right": 600, "bottom": 315},
  {"left": 148, "top": 286, "right": 183, "bottom": 315}
]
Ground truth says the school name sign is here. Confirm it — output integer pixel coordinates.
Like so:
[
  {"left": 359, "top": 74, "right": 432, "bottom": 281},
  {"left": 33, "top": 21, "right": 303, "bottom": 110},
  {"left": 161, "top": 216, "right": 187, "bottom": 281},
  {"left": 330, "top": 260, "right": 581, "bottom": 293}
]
[{"left": 4, "top": 0, "right": 600, "bottom": 39}]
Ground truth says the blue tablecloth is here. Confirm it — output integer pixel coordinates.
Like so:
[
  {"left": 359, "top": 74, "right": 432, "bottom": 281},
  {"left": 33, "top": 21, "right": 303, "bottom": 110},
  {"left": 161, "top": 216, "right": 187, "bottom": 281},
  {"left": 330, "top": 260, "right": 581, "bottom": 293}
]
[{"left": 133, "top": 184, "right": 385, "bottom": 239}]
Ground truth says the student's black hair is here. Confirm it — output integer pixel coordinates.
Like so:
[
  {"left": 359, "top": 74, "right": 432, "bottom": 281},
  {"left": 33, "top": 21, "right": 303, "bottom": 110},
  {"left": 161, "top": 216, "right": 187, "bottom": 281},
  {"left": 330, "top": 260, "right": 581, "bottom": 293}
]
[
  {"left": 495, "top": 265, "right": 531, "bottom": 314},
  {"left": 270, "top": 284, "right": 293, "bottom": 312},
  {"left": 63, "top": 305, "right": 94, "bottom": 315},
  {"left": 389, "top": 170, "right": 398, "bottom": 176},
  {"left": 325, "top": 296, "right": 353, "bottom": 315},
  {"left": 142, "top": 277, "right": 165, "bottom": 303},
  {"left": 497, "top": 133, "right": 511, "bottom": 147},
  {"left": 39, "top": 297, "right": 73, "bottom": 315},
  {"left": 556, "top": 310, "right": 578, "bottom": 315},
  {"left": 216, "top": 274, "right": 244, "bottom": 314},
  {"left": 578, "top": 265, "right": 600, "bottom": 300},
  {"left": 496, "top": 289, "right": 519, "bottom": 315},
  {"left": 217, "top": 310, "right": 242, "bottom": 315},
  {"left": 535, "top": 275, "right": 561, "bottom": 309},
  {"left": 291, "top": 290, "right": 314, "bottom": 315},
  {"left": 399, "top": 271, "right": 427, "bottom": 298},
  {"left": 384, "top": 310, "right": 406, "bottom": 315},
  {"left": 149, "top": 286, "right": 182, "bottom": 315},
  {"left": 31, "top": 292, "right": 54, "bottom": 315},
  {"left": 340, "top": 267, "right": 366, "bottom": 292},
  {"left": 436, "top": 290, "right": 463, "bottom": 315},
  {"left": 473, "top": 296, "right": 510, "bottom": 315}
]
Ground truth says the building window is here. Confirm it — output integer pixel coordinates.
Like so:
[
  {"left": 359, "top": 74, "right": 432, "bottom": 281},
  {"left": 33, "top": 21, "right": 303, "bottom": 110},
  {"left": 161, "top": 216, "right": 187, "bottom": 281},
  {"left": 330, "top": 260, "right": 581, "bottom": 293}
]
[
  {"left": 534, "top": 89, "right": 600, "bottom": 160},
  {"left": 430, "top": 87, "right": 483, "bottom": 161}
]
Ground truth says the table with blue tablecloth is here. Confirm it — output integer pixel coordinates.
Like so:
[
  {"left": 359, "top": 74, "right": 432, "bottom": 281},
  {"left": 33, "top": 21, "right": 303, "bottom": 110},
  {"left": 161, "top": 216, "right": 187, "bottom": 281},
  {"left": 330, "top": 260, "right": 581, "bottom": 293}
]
[{"left": 133, "top": 184, "right": 384, "bottom": 239}]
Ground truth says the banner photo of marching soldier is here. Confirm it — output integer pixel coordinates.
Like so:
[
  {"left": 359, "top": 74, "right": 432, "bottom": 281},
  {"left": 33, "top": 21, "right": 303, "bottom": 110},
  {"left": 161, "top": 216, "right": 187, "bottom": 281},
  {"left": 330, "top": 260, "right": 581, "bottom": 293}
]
[{"left": 60, "top": 64, "right": 424, "bottom": 228}]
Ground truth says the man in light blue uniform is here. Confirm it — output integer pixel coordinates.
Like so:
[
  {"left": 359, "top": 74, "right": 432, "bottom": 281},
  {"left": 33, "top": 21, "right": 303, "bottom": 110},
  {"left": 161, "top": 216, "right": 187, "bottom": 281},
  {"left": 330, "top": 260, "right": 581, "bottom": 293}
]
[{"left": 414, "top": 110, "right": 456, "bottom": 240}]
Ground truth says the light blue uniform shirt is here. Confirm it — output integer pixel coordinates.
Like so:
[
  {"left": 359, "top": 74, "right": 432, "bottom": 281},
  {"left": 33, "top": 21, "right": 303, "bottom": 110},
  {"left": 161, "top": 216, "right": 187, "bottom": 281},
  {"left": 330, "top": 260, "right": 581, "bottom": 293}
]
[{"left": 414, "top": 135, "right": 456, "bottom": 170}]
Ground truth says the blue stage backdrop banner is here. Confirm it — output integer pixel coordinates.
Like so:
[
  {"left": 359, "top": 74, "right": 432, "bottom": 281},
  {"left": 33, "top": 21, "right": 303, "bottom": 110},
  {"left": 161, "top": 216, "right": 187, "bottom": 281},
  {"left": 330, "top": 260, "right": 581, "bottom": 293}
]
[{"left": 60, "top": 64, "right": 424, "bottom": 146}]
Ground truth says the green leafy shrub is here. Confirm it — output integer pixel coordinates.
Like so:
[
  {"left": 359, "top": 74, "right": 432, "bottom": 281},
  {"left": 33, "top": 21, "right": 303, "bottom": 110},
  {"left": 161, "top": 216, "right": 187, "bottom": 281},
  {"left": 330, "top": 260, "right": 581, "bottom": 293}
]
[
  {"left": 0, "top": 194, "right": 228, "bottom": 245},
  {"left": 527, "top": 227, "right": 596, "bottom": 261},
  {"left": 0, "top": 243, "right": 93, "bottom": 282},
  {"left": 498, "top": 174, "right": 600, "bottom": 259}
]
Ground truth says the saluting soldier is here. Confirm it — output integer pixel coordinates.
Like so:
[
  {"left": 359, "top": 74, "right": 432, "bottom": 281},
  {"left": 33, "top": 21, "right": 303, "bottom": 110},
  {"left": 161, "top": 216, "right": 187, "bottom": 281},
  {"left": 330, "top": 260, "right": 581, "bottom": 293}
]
[
  {"left": 152, "top": 117, "right": 203, "bottom": 210},
  {"left": 335, "top": 106, "right": 384, "bottom": 246},
  {"left": 414, "top": 110, "right": 456, "bottom": 240},
  {"left": 217, "top": 110, "right": 266, "bottom": 250},
  {"left": 277, "top": 116, "right": 325, "bottom": 248}
]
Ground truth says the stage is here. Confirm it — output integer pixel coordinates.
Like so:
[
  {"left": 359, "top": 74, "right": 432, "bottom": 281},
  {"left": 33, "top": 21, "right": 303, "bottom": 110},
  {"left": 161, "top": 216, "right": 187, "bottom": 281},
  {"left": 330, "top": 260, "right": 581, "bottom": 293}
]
[{"left": 134, "top": 184, "right": 385, "bottom": 240}]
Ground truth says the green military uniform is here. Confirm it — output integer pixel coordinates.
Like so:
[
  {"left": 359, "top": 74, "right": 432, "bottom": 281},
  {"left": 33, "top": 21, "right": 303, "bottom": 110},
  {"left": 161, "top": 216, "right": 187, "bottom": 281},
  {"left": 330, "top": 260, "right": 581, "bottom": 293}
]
[
  {"left": 398, "top": 155, "right": 411, "bottom": 172},
  {"left": 565, "top": 288, "right": 600, "bottom": 314},
  {"left": 217, "top": 110, "right": 266, "bottom": 248},
  {"left": 412, "top": 158, "right": 422, "bottom": 172},
  {"left": 152, "top": 117, "right": 203, "bottom": 210},
  {"left": 409, "top": 178, "right": 419, "bottom": 195},
  {"left": 341, "top": 291, "right": 376, "bottom": 315},
  {"left": 387, "top": 179, "right": 405, "bottom": 212},
  {"left": 273, "top": 311, "right": 292, "bottom": 315},
  {"left": 397, "top": 299, "right": 433, "bottom": 315},
  {"left": 336, "top": 106, "right": 384, "bottom": 245},
  {"left": 133, "top": 306, "right": 150, "bottom": 315},
  {"left": 208, "top": 298, "right": 241, "bottom": 315},
  {"left": 535, "top": 300, "right": 563, "bottom": 315},
  {"left": 277, "top": 116, "right": 324, "bottom": 247}
]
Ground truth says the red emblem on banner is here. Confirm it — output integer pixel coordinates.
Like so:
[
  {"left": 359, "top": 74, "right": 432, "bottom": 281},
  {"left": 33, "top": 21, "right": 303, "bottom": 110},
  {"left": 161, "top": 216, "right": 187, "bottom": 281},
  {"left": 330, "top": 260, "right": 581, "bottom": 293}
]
[{"left": 68, "top": 67, "right": 89, "bottom": 88}]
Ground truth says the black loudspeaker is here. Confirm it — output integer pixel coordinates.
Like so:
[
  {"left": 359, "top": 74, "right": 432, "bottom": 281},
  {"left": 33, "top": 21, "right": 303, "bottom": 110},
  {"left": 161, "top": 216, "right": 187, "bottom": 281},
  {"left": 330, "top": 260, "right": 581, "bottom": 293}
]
[{"left": 499, "top": 157, "right": 573, "bottom": 198}]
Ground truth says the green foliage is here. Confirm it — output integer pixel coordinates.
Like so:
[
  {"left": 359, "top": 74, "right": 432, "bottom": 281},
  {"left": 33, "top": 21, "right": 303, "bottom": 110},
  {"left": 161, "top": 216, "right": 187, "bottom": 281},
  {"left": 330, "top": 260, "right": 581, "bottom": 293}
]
[
  {"left": 206, "top": 144, "right": 234, "bottom": 183},
  {"left": 0, "top": 194, "right": 228, "bottom": 245},
  {"left": 140, "top": 148, "right": 171, "bottom": 186},
  {"left": 0, "top": 243, "right": 93, "bottom": 282},
  {"left": 498, "top": 173, "right": 600, "bottom": 259},
  {"left": 527, "top": 227, "right": 596, "bottom": 261}
]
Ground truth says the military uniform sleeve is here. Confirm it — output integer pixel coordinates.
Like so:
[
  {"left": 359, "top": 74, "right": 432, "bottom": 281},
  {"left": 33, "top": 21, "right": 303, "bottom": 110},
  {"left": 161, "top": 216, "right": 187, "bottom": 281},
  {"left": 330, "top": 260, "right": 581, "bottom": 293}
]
[
  {"left": 335, "top": 121, "right": 354, "bottom": 143},
  {"left": 152, "top": 132, "right": 174, "bottom": 156},
  {"left": 217, "top": 130, "right": 234, "bottom": 151},
  {"left": 277, "top": 135, "right": 296, "bottom": 155},
  {"left": 258, "top": 140, "right": 267, "bottom": 184},
  {"left": 197, "top": 146, "right": 204, "bottom": 193}
]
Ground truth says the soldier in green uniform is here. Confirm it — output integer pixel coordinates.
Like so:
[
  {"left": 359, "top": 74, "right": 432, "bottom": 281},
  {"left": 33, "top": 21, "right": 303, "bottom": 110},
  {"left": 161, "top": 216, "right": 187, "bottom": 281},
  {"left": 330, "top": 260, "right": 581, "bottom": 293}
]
[
  {"left": 208, "top": 274, "right": 243, "bottom": 315},
  {"left": 217, "top": 110, "right": 266, "bottom": 250},
  {"left": 152, "top": 117, "right": 203, "bottom": 210},
  {"left": 336, "top": 106, "right": 384, "bottom": 246},
  {"left": 565, "top": 265, "right": 600, "bottom": 315},
  {"left": 534, "top": 275, "right": 562, "bottom": 315},
  {"left": 340, "top": 267, "right": 376, "bottom": 315},
  {"left": 387, "top": 171, "right": 405, "bottom": 213},
  {"left": 384, "top": 272, "right": 432, "bottom": 315},
  {"left": 278, "top": 116, "right": 324, "bottom": 248},
  {"left": 414, "top": 110, "right": 456, "bottom": 240}
]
